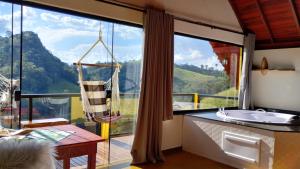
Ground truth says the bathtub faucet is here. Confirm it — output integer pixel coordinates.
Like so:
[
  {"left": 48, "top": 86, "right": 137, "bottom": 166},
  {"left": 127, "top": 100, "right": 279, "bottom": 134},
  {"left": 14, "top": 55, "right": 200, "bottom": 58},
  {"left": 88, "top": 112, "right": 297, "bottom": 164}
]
[
  {"left": 218, "top": 107, "right": 227, "bottom": 116},
  {"left": 256, "top": 108, "right": 266, "bottom": 113}
]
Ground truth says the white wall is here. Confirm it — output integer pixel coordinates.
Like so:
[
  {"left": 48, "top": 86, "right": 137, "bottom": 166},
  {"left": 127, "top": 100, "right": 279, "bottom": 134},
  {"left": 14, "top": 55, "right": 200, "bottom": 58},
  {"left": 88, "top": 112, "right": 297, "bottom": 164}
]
[
  {"left": 118, "top": 0, "right": 242, "bottom": 33},
  {"left": 252, "top": 48, "right": 300, "bottom": 111},
  {"left": 182, "top": 116, "right": 275, "bottom": 169},
  {"left": 161, "top": 115, "right": 183, "bottom": 150},
  {"left": 174, "top": 20, "right": 244, "bottom": 46}
]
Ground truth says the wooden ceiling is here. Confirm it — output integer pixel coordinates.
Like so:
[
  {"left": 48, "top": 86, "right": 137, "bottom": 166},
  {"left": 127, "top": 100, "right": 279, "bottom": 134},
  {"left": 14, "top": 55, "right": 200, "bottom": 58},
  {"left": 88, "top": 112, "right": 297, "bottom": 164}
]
[{"left": 229, "top": 0, "right": 300, "bottom": 49}]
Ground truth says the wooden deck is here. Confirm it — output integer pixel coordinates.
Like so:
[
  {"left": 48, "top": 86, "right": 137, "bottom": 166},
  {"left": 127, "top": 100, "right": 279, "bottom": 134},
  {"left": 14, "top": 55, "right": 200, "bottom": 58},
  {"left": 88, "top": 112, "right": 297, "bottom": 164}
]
[{"left": 55, "top": 135, "right": 134, "bottom": 169}]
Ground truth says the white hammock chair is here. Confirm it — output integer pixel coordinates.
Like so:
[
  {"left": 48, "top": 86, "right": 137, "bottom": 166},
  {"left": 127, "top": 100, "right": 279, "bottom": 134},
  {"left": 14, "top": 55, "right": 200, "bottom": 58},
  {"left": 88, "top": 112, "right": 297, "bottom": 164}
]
[
  {"left": 0, "top": 74, "right": 19, "bottom": 110},
  {"left": 75, "top": 25, "right": 121, "bottom": 123}
]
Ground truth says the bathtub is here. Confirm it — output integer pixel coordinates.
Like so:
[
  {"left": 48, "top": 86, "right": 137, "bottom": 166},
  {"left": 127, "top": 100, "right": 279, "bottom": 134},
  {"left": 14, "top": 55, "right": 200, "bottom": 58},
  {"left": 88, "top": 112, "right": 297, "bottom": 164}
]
[{"left": 216, "top": 109, "right": 300, "bottom": 125}]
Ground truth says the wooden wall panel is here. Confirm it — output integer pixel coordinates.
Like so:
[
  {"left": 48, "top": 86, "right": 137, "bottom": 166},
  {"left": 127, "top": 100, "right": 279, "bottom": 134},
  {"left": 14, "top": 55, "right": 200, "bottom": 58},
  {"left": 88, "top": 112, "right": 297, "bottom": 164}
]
[{"left": 229, "top": 0, "right": 300, "bottom": 49}]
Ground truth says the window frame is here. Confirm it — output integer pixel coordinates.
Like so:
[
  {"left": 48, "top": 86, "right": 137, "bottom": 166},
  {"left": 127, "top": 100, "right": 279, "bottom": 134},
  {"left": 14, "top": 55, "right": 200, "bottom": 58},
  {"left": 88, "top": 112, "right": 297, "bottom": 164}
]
[
  {"left": 173, "top": 32, "right": 244, "bottom": 112},
  {"left": 0, "top": 0, "right": 145, "bottom": 125},
  {"left": 0, "top": 0, "right": 143, "bottom": 29}
]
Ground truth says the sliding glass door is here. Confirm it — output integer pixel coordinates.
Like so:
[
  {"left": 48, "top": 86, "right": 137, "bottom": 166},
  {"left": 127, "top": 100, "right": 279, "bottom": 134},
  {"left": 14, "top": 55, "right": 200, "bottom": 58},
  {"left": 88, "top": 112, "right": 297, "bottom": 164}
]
[
  {"left": 0, "top": 1, "right": 143, "bottom": 167},
  {"left": 0, "top": 2, "right": 21, "bottom": 129},
  {"left": 109, "top": 23, "right": 143, "bottom": 164}
]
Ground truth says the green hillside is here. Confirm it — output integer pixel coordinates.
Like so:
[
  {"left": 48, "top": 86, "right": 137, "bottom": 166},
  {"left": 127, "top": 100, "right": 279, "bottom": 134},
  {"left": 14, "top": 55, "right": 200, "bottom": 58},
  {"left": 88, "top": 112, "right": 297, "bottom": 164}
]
[
  {"left": 200, "top": 87, "right": 238, "bottom": 109},
  {"left": 174, "top": 67, "right": 214, "bottom": 82},
  {"left": 173, "top": 67, "right": 229, "bottom": 94}
]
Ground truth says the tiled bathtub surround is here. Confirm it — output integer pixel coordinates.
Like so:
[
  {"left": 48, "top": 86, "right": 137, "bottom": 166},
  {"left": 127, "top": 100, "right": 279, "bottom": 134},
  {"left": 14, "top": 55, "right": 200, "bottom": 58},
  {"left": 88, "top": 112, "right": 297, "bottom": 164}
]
[{"left": 183, "top": 113, "right": 300, "bottom": 169}]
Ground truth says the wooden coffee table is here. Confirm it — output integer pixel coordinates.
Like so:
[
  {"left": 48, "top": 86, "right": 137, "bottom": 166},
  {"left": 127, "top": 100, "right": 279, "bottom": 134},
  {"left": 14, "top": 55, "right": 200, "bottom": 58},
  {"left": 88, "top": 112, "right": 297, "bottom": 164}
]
[{"left": 37, "top": 124, "right": 104, "bottom": 169}]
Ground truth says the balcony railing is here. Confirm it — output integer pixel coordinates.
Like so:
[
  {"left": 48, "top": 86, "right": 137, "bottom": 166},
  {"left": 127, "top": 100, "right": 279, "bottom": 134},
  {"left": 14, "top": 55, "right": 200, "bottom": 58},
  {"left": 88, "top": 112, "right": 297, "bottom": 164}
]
[
  {"left": 21, "top": 93, "right": 80, "bottom": 122},
  {"left": 20, "top": 93, "right": 141, "bottom": 136},
  {"left": 16, "top": 92, "right": 238, "bottom": 137},
  {"left": 20, "top": 92, "right": 238, "bottom": 121}
]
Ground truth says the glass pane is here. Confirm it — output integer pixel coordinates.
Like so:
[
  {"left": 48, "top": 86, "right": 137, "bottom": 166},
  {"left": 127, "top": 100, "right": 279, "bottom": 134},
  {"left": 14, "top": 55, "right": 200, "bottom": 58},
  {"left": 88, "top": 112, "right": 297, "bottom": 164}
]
[
  {"left": 10, "top": 4, "right": 144, "bottom": 167},
  {"left": 173, "top": 35, "right": 241, "bottom": 110},
  {"left": 0, "top": 2, "right": 21, "bottom": 129},
  {"left": 31, "top": 96, "right": 71, "bottom": 120},
  {"left": 109, "top": 23, "right": 143, "bottom": 164},
  {"left": 12, "top": 4, "right": 21, "bottom": 129},
  {"left": 21, "top": 6, "right": 112, "bottom": 167}
]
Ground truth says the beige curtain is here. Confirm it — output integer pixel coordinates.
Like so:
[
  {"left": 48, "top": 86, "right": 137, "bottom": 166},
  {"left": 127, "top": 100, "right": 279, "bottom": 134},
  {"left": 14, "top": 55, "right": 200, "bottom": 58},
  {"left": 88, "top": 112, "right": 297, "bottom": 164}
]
[
  {"left": 238, "top": 33, "right": 255, "bottom": 109},
  {"left": 131, "top": 8, "right": 174, "bottom": 164}
]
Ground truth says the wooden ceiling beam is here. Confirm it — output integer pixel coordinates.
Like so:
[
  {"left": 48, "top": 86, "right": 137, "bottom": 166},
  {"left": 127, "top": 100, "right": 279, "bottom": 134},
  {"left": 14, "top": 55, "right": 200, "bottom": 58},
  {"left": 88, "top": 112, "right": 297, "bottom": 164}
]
[
  {"left": 257, "top": 37, "right": 300, "bottom": 43},
  {"left": 228, "top": 0, "right": 246, "bottom": 33},
  {"left": 288, "top": 0, "right": 300, "bottom": 35},
  {"left": 256, "top": 41, "right": 300, "bottom": 50},
  {"left": 254, "top": 0, "right": 274, "bottom": 43}
]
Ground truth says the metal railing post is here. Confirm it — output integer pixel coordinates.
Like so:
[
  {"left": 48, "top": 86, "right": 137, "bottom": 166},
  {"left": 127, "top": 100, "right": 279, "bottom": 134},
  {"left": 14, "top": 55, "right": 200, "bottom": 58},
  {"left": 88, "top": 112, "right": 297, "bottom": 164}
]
[
  {"left": 193, "top": 93, "right": 198, "bottom": 109},
  {"left": 28, "top": 97, "right": 33, "bottom": 122}
]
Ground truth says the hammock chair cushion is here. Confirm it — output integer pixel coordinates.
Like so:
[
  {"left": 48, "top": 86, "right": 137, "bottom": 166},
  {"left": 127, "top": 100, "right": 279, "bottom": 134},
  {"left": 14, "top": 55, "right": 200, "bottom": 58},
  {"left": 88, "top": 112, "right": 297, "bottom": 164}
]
[
  {"left": 82, "top": 80, "right": 121, "bottom": 122},
  {"left": 82, "top": 81, "right": 107, "bottom": 116}
]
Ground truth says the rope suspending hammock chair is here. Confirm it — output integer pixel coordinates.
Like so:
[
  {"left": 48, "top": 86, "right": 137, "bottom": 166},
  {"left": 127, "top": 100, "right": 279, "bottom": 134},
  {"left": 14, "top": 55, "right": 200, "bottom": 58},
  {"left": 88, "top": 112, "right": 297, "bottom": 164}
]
[{"left": 74, "top": 23, "right": 121, "bottom": 123}]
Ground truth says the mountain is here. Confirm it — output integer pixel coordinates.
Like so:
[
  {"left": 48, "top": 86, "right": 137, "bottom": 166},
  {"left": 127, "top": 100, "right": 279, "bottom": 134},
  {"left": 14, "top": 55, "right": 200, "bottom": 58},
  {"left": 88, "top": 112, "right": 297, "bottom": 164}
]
[
  {"left": 0, "top": 32, "right": 229, "bottom": 95},
  {"left": 0, "top": 32, "right": 78, "bottom": 93}
]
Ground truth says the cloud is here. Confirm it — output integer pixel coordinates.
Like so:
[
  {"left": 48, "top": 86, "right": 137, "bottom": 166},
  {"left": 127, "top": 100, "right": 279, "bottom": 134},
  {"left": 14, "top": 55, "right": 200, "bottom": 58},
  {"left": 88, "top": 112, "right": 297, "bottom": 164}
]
[
  {"left": 114, "top": 24, "right": 142, "bottom": 40},
  {"left": 25, "top": 10, "right": 143, "bottom": 64},
  {"left": 54, "top": 42, "right": 143, "bottom": 64},
  {"left": 174, "top": 49, "right": 203, "bottom": 63},
  {"left": 52, "top": 43, "right": 107, "bottom": 64},
  {"left": 40, "top": 9, "right": 139, "bottom": 38},
  {"left": 33, "top": 26, "right": 98, "bottom": 51},
  {"left": 204, "top": 54, "right": 224, "bottom": 70},
  {"left": 174, "top": 48, "right": 223, "bottom": 70},
  {"left": 0, "top": 20, "right": 8, "bottom": 36},
  {"left": 54, "top": 42, "right": 126, "bottom": 64},
  {"left": 0, "top": 6, "right": 37, "bottom": 34},
  {"left": 40, "top": 13, "right": 59, "bottom": 21},
  {"left": 40, "top": 12, "right": 99, "bottom": 31},
  {"left": 0, "top": 5, "right": 143, "bottom": 65},
  {"left": 23, "top": 7, "right": 37, "bottom": 19},
  {"left": 0, "top": 13, "right": 11, "bottom": 33},
  {"left": 0, "top": 7, "right": 37, "bottom": 20}
]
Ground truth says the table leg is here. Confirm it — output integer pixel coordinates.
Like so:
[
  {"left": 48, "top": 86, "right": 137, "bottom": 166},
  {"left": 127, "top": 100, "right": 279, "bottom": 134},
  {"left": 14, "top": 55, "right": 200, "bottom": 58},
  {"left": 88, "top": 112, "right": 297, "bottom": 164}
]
[
  {"left": 87, "top": 153, "right": 97, "bottom": 169},
  {"left": 63, "top": 158, "right": 70, "bottom": 169}
]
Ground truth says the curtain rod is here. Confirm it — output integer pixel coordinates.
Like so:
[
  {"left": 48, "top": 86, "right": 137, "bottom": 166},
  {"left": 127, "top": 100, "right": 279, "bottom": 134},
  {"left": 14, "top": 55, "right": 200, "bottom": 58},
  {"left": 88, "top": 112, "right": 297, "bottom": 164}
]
[{"left": 100, "top": 0, "right": 245, "bottom": 35}]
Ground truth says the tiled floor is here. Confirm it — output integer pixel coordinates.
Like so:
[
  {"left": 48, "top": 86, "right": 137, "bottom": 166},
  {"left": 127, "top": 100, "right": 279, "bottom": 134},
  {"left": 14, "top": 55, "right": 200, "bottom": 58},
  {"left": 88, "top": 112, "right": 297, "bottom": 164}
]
[
  {"left": 56, "top": 135, "right": 134, "bottom": 169},
  {"left": 56, "top": 135, "right": 235, "bottom": 169}
]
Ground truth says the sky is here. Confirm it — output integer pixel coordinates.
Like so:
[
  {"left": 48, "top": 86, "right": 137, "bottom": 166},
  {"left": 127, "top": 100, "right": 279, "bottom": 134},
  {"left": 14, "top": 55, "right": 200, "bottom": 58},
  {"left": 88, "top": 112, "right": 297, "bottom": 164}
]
[{"left": 0, "top": 2, "right": 225, "bottom": 70}]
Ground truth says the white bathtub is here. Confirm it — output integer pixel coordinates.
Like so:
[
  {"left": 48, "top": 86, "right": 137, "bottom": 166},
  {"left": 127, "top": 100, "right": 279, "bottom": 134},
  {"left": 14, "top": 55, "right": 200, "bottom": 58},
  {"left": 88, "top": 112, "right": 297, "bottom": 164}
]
[{"left": 216, "top": 110, "right": 300, "bottom": 124}]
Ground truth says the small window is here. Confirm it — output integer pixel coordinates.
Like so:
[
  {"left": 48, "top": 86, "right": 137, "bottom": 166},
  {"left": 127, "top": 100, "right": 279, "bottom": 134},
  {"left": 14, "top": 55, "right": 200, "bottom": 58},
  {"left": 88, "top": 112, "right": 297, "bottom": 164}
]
[{"left": 173, "top": 34, "right": 242, "bottom": 111}]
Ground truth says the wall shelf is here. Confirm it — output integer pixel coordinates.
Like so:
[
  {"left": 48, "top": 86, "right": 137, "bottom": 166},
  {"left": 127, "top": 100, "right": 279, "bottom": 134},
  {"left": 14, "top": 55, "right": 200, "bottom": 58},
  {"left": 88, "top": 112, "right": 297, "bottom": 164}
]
[{"left": 252, "top": 69, "right": 295, "bottom": 72}]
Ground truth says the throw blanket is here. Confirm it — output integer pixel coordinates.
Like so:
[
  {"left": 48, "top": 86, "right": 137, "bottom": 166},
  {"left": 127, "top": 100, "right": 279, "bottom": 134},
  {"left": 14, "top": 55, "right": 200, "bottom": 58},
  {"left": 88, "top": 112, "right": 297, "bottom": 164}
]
[{"left": 0, "top": 139, "right": 56, "bottom": 169}]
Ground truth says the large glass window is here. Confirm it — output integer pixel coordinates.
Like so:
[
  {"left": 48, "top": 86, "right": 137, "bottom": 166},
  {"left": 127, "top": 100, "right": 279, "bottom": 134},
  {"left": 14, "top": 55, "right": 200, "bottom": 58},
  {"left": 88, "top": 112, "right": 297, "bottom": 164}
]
[
  {"left": 173, "top": 34, "right": 242, "bottom": 110},
  {"left": 0, "top": 2, "right": 143, "bottom": 167},
  {"left": 0, "top": 2, "right": 21, "bottom": 129}
]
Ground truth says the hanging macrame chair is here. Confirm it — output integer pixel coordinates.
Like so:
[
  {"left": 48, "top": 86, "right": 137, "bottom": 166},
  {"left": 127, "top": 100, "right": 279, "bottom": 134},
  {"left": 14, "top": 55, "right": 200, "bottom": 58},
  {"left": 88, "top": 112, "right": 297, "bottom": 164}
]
[
  {"left": 75, "top": 23, "right": 121, "bottom": 123},
  {"left": 0, "top": 74, "right": 19, "bottom": 110}
]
